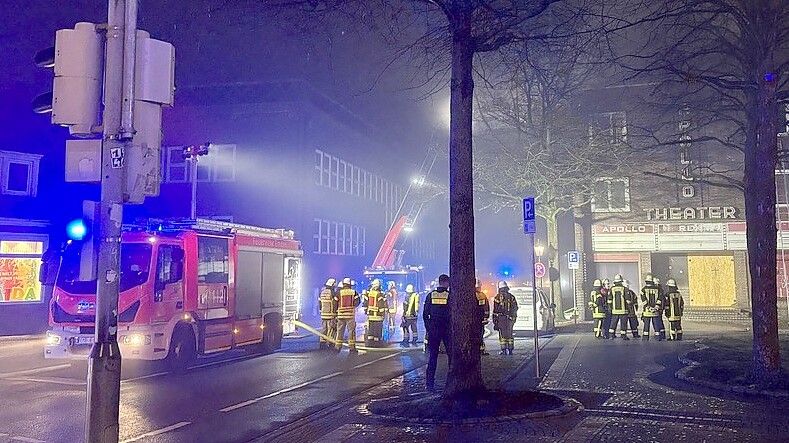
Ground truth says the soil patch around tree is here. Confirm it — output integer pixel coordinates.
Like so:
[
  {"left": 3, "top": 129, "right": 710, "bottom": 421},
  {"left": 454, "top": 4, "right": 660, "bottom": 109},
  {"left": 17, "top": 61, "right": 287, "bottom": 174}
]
[{"left": 365, "top": 390, "right": 576, "bottom": 424}]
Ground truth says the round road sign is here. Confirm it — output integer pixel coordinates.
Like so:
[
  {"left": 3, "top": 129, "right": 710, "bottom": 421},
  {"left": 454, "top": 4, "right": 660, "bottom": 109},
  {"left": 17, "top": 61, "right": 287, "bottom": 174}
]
[{"left": 534, "top": 262, "right": 546, "bottom": 278}]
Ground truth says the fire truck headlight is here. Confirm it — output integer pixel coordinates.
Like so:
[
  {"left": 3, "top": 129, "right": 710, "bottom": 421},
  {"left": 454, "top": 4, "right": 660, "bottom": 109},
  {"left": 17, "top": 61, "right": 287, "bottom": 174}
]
[{"left": 45, "top": 332, "right": 61, "bottom": 346}]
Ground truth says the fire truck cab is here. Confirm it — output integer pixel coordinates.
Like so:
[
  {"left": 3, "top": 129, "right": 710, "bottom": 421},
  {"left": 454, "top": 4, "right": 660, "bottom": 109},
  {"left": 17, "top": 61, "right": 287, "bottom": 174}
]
[{"left": 45, "top": 219, "right": 302, "bottom": 370}]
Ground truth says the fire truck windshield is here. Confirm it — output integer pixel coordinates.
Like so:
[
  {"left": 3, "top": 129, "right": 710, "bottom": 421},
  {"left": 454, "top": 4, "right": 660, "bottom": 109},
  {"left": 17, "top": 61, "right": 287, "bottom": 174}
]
[{"left": 56, "top": 243, "right": 153, "bottom": 294}]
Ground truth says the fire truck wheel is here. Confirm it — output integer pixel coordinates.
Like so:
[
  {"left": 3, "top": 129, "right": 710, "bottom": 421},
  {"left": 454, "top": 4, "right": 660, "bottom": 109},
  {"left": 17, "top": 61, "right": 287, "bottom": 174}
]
[{"left": 167, "top": 326, "right": 195, "bottom": 373}]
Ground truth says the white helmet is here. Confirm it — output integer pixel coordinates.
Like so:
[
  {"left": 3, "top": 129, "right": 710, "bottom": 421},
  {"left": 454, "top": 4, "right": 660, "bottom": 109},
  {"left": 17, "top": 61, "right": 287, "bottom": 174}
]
[
  {"left": 342, "top": 277, "right": 351, "bottom": 286},
  {"left": 372, "top": 279, "right": 381, "bottom": 288},
  {"left": 405, "top": 284, "right": 415, "bottom": 293},
  {"left": 613, "top": 274, "right": 624, "bottom": 284},
  {"left": 351, "top": 279, "right": 356, "bottom": 287},
  {"left": 654, "top": 277, "right": 660, "bottom": 285},
  {"left": 387, "top": 281, "right": 396, "bottom": 289},
  {"left": 325, "top": 278, "right": 336, "bottom": 287},
  {"left": 498, "top": 280, "right": 509, "bottom": 290},
  {"left": 593, "top": 279, "right": 602, "bottom": 287},
  {"left": 644, "top": 274, "right": 654, "bottom": 284},
  {"left": 666, "top": 278, "right": 677, "bottom": 287}
]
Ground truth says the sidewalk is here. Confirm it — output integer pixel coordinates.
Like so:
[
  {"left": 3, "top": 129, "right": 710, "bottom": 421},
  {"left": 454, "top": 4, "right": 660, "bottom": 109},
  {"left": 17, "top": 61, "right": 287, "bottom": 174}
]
[{"left": 257, "top": 323, "right": 789, "bottom": 443}]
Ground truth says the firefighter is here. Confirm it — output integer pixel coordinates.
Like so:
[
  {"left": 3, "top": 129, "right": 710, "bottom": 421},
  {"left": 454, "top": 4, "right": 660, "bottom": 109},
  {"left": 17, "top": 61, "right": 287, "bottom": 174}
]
[
  {"left": 364, "top": 279, "right": 388, "bottom": 347},
  {"left": 476, "top": 279, "right": 491, "bottom": 355},
  {"left": 493, "top": 281, "right": 518, "bottom": 355},
  {"left": 424, "top": 274, "right": 451, "bottom": 391},
  {"left": 601, "top": 278, "right": 612, "bottom": 339},
  {"left": 588, "top": 279, "right": 607, "bottom": 338},
  {"left": 401, "top": 284, "right": 419, "bottom": 347},
  {"left": 334, "top": 277, "right": 361, "bottom": 353},
  {"left": 664, "top": 279, "right": 684, "bottom": 341},
  {"left": 640, "top": 274, "right": 665, "bottom": 341},
  {"left": 607, "top": 274, "right": 630, "bottom": 340},
  {"left": 385, "top": 281, "right": 399, "bottom": 340},
  {"left": 624, "top": 280, "right": 640, "bottom": 338},
  {"left": 318, "top": 278, "right": 338, "bottom": 349}
]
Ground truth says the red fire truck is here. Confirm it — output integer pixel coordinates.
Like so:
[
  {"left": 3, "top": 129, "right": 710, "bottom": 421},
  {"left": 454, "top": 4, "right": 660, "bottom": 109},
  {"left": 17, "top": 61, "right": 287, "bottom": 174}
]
[{"left": 44, "top": 219, "right": 302, "bottom": 370}]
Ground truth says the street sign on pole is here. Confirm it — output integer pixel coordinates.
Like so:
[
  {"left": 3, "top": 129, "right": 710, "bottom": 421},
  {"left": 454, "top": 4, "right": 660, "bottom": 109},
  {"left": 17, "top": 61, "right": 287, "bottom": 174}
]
[
  {"left": 568, "top": 250, "right": 580, "bottom": 270},
  {"left": 523, "top": 196, "right": 536, "bottom": 234},
  {"left": 534, "top": 262, "right": 546, "bottom": 279}
]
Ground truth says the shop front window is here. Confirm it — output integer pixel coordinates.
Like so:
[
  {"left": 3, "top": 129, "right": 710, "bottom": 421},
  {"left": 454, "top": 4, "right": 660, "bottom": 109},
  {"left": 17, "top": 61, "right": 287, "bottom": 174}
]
[{"left": 0, "top": 240, "right": 44, "bottom": 303}]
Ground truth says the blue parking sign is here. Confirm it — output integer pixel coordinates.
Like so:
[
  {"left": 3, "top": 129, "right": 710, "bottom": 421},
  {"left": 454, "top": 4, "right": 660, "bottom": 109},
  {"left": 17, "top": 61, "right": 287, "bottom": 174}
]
[{"left": 523, "top": 196, "right": 535, "bottom": 234}]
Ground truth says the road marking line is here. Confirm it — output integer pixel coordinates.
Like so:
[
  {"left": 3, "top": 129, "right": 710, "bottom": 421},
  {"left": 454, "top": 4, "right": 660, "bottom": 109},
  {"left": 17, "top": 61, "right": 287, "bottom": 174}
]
[
  {"left": 6, "top": 376, "right": 85, "bottom": 387},
  {"left": 121, "top": 372, "right": 168, "bottom": 383},
  {"left": 219, "top": 352, "right": 402, "bottom": 413},
  {"left": 0, "top": 364, "right": 72, "bottom": 379},
  {"left": 120, "top": 421, "right": 191, "bottom": 443}
]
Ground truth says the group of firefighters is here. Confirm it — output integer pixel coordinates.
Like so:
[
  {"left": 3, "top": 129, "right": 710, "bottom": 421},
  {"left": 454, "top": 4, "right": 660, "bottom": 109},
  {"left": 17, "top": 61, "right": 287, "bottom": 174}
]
[
  {"left": 588, "top": 273, "right": 685, "bottom": 341},
  {"left": 317, "top": 274, "right": 520, "bottom": 390}
]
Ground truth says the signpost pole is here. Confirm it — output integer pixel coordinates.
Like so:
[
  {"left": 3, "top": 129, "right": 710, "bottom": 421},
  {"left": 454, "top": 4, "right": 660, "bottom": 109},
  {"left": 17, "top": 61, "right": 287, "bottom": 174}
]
[
  {"left": 523, "top": 196, "right": 539, "bottom": 379},
  {"left": 572, "top": 268, "right": 577, "bottom": 326}
]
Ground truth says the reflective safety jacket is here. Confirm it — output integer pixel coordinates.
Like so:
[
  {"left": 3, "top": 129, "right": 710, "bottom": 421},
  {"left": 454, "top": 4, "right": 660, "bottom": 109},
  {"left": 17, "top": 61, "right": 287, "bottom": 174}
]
[
  {"left": 477, "top": 290, "right": 490, "bottom": 323},
  {"left": 386, "top": 288, "right": 399, "bottom": 315},
  {"left": 493, "top": 290, "right": 518, "bottom": 323},
  {"left": 336, "top": 287, "right": 361, "bottom": 319},
  {"left": 625, "top": 289, "right": 639, "bottom": 317},
  {"left": 365, "top": 288, "right": 388, "bottom": 321},
  {"left": 640, "top": 284, "right": 662, "bottom": 318},
  {"left": 589, "top": 288, "right": 607, "bottom": 319},
  {"left": 403, "top": 291, "right": 419, "bottom": 320},
  {"left": 423, "top": 287, "right": 450, "bottom": 327},
  {"left": 665, "top": 290, "right": 684, "bottom": 321},
  {"left": 318, "top": 286, "right": 337, "bottom": 320},
  {"left": 607, "top": 284, "right": 628, "bottom": 315}
]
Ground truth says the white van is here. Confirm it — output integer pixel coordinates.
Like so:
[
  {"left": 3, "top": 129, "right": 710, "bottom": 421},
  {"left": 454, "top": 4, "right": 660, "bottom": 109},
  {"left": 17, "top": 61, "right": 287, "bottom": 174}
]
[{"left": 509, "top": 286, "right": 553, "bottom": 331}]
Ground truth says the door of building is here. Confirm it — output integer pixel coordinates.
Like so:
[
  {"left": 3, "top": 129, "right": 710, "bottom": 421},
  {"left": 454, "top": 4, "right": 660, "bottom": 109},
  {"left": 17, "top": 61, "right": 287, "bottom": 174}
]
[{"left": 687, "top": 254, "right": 736, "bottom": 306}]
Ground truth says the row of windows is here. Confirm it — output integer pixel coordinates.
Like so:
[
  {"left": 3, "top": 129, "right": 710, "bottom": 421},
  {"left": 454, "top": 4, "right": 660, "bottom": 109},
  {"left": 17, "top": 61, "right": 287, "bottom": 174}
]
[
  {"left": 313, "top": 218, "right": 367, "bottom": 256},
  {"left": 313, "top": 150, "right": 402, "bottom": 214},
  {"left": 163, "top": 145, "right": 237, "bottom": 184},
  {"left": 591, "top": 178, "right": 630, "bottom": 213},
  {"left": 409, "top": 238, "right": 437, "bottom": 262},
  {"left": 589, "top": 112, "right": 627, "bottom": 146}
]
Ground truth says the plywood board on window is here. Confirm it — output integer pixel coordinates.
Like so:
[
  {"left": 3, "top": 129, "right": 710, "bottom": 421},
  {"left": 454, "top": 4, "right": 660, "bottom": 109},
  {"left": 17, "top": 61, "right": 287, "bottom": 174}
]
[{"left": 687, "top": 255, "right": 736, "bottom": 307}]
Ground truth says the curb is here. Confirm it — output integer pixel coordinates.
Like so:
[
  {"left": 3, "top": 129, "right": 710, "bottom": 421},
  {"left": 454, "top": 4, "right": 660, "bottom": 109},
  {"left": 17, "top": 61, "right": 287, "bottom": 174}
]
[
  {"left": 357, "top": 392, "right": 583, "bottom": 424},
  {"left": 675, "top": 343, "right": 789, "bottom": 398},
  {"left": 0, "top": 334, "right": 44, "bottom": 342}
]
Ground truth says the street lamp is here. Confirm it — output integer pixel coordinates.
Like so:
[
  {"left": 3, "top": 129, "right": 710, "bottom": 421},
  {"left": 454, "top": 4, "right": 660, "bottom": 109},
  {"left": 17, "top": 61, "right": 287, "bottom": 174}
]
[
  {"left": 182, "top": 143, "right": 210, "bottom": 219},
  {"left": 534, "top": 242, "right": 545, "bottom": 263}
]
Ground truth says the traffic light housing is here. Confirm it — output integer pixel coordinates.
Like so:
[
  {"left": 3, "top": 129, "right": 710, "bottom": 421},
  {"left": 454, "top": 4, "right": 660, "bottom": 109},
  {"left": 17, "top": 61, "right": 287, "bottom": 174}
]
[{"left": 66, "top": 201, "right": 100, "bottom": 281}]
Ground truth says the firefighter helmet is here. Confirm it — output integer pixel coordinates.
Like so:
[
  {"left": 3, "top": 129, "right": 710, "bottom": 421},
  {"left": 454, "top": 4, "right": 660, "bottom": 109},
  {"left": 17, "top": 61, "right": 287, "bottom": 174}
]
[
  {"left": 613, "top": 274, "right": 624, "bottom": 284},
  {"left": 666, "top": 278, "right": 677, "bottom": 287},
  {"left": 602, "top": 278, "right": 610, "bottom": 285},
  {"left": 405, "top": 284, "right": 415, "bottom": 293},
  {"left": 342, "top": 277, "right": 351, "bottom": 286},
  {"left": 645, "top": 274, "right": 654, "bottom": 284},
  {"left": 325, "top": 278, "right": 336, "bottom": 287},
  {"left": 653, "top": 277, "right": 660, "bottom": 285},
  {"left": 593, "top": 279, "right": 602, "bottom": 287},
  {"left": 498, "top": 280, "right": 509, "bottom": 289},
  {"left": 372, "top": 279, "right": 381, "bottom": 289},
  {"left": 351, "top": 280, "right": 356, "bottom": 287},
  {"left": 388, "top": 281, "right": 396, "bottom": 289}
]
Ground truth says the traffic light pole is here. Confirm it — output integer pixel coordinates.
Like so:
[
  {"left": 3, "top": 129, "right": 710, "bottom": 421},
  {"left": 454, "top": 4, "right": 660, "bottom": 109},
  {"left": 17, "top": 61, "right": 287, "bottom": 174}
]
[{"left": 86, "top": 0, "right": 137, "bottom": 441}]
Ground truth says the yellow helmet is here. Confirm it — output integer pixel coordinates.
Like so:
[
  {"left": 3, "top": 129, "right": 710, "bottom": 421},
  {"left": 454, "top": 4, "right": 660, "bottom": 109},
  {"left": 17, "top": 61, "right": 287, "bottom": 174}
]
[{"left": 405, "top": 284, "right": 415, "bottom": 293}]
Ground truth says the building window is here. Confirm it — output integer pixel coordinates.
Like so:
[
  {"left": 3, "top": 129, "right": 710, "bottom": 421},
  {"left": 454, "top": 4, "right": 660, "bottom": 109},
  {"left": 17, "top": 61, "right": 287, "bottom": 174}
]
[
  {"left": 197, "top": 236, "right": 229, "bottom": 283},
  {"left": 0, "top": 151, "right": 41, "bottom": 197},
  {"left": 312, "top": 219, "right": 367, "bottom": 256},
  {"left": 590, "top": 112, "right": 627, "bottom": 145},
  {"left": 354, "top": 167, "right": 361, "bottom": 196},
  {"left": 592, "top": 178, "right": 630, "bottom": 213},
  {"left": 339, "top": 160, "right": 347, "bottom": 193},
  {"left": 0, "top": 239, "right": 44, "bottom": 303},
  {"left": 164, "top": 146, "right": 188, "bottom": 183}
]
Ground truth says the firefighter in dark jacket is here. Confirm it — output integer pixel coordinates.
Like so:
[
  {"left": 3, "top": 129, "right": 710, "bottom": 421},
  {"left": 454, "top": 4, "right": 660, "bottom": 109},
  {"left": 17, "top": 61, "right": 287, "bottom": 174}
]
[
  {"left": 401, "top": 284, "right": 420, "bottom": 347},
  {"left": 588, "top": 279, "right": 607, "bottom": 338},
  {"left": 334, "top": 278, "right": 360, "bottom": 352},
  {"left": 607, "top": 274, "right": 630, "bottom": 340},
  {"left": 318, "top": 278, "right": 338, "bottom": 349},
  {"left": 640, "top": 274, "right": 665, "bottom": 341},
  {"left": 476, "top": 279, "right": 491, "bottom": 355},
  {"left": 624, "top": 280, "right": 640, "bottom": 338},
  {"left": 664, "top": 279, "right": 684, "bottom": 340},
  {"left": 493, "top": 281, "right": 518, "bottom": 355},
  {"left": 423, "top": 274, "right": 451, "bottom": 391},
  {"left": 364, "top": 279, "right": 388, "bottom": 347}
]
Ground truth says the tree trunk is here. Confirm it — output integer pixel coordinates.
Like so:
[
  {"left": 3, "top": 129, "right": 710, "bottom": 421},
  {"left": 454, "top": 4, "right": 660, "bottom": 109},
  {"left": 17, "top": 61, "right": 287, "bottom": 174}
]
[
  {"left": 444, "top": 8, "right": 484, "bottom": 399},
  {"left": 745, "top": 75, "right": 782, "bottom": 383}
]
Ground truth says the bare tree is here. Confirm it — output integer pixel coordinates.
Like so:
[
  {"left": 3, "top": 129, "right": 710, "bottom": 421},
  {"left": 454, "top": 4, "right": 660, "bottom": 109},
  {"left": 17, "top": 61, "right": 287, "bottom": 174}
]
[{"left": 608, "top": 0, "right": 789, "bottom": 382}]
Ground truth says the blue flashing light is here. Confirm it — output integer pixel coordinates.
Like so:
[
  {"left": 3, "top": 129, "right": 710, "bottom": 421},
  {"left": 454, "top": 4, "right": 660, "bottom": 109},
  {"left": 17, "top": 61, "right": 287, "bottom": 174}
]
[{"left": 66, "top": 219, "right": 88, "bottom": 241}]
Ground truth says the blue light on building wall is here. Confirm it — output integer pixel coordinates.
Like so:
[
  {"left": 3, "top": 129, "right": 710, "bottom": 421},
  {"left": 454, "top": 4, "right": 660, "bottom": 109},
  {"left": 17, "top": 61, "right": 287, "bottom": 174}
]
[{"left": 65, "top": 219, "right": 88, "bottom": 241}]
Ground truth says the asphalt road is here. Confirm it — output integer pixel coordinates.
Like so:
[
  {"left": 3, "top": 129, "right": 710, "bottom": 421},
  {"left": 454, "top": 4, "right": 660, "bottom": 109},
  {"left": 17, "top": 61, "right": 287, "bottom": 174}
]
[{"left": 0, "top": 334, "right": 429, "bottom": 443}]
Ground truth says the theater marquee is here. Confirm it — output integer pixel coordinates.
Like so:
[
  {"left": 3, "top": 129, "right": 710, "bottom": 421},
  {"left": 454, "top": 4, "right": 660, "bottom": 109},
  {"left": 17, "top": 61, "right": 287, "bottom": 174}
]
[{"left": 643, "top": 206, "right": 738, "bottom": 221}]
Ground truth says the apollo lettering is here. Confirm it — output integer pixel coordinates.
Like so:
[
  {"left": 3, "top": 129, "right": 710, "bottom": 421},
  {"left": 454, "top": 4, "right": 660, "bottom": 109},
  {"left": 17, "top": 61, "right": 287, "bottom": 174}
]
[
  {"left": 599, "top": 225, "right": 648, "bottom": 233},
  {"left": 644, "top": 206, "right": 737, "bottom": 221}
]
